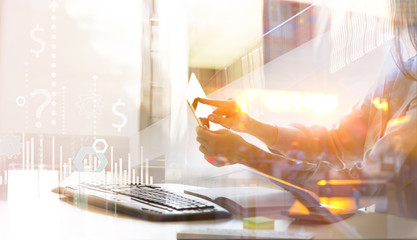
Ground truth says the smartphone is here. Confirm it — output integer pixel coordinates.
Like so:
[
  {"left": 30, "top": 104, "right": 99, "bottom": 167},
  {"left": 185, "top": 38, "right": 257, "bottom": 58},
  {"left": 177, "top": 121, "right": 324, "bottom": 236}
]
[
  {"left": 187, "top": 99, "right": 203, "bottom": 127},
  {"left": 186, "top": 73, "right": 213, "bottom": 128}
]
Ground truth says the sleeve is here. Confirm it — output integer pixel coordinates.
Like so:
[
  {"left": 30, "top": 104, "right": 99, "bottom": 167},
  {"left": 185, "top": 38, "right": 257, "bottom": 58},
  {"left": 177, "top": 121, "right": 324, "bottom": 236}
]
[
  {"left": 268, "top": 90, "right": 374, "bottom": 171},
  {"left": 363, "top": 97, "right": 417, "bottom": 177}
]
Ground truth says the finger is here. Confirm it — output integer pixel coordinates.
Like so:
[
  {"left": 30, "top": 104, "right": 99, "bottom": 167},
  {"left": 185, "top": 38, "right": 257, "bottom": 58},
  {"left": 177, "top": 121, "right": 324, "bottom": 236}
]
[
  {"left": 196, "top": 136, "right": 208, "bottom": 145},
  {"left": 208, "top": 114, "right": 233, "bottom": 128},
  {"left": 195, "top": 126, "right": 208, "bottom": 140},
  {"left": 199, "top": 117, "right": 210, "bottom": 128},
  {"left": 196, "top": 126, "right": 216, "bottom": 140},
  {"left": 195, "top": 126, "right": 204, "bottom": 135},
  {"left": 212, "top": 108, "right": 227, "bottom": 116},
  {"left": 195, "top": 125, "right": 208, "bottom": 134},
  {"left": 192, "top": 98, "right": 199, "bottom": 110},
  {"left": 199, "top": 145, "right": 208, "bottom": 155},
  {"left": 196, "top": 98, "right": 231, "bottom": 108}
]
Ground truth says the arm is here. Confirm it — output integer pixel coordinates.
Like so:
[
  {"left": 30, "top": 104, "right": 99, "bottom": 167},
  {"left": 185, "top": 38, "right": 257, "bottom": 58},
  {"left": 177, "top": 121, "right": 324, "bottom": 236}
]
[
  {"left": 196, "top": 95, "right": 372, "bottom": 168},
  {"left": 245, "top": 118, "right": 307, "bottom": 150},
  {"left": 195, "top": 126, "right": 278, "bottom": 168},
  {"left": 195, "top": 98, "right": 284, "bottom": 148},
  {"left": 195, "top": 126, "right": 318, "bottom": 183}
]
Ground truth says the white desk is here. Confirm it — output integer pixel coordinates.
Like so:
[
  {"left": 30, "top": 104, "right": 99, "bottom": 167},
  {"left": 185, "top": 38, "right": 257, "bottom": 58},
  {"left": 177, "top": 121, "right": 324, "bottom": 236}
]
[
  {"left": 2, "top": 192, "right": 417, "bottom": 239},
  {"left": 1, "top": 170, "right": 417, "bottom": 239}
]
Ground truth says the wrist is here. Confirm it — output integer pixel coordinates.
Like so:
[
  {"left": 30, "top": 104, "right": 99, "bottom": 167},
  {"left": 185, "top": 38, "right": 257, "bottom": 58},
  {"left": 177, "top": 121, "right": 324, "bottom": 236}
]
[
  {"left": 243, "top": 114, "right": 257, "bottom": 134},
  {"left": 246, "top": 119, "right": 278, "bottom": 148}
]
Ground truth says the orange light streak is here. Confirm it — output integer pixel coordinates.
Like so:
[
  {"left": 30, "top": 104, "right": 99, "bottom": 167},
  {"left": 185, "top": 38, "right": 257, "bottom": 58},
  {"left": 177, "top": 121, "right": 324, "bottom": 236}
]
[
  {"left": 317, "top": 179, "right": 386, "bottom": 186},
  {"left": 289, "top": 197, "right": 357, "bottom": 215}
]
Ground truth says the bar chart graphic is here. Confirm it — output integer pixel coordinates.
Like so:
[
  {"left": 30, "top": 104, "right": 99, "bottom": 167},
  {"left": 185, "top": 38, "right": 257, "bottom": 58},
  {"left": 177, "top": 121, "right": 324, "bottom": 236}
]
[{"left": 1, "top": 132, "right": 156, "bottom": 187}]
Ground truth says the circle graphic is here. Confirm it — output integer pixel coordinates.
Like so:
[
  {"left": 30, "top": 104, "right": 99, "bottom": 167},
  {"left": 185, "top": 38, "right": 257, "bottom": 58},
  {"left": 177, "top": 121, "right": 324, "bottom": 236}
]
[{"left": 16, "top": 96, "right": 27, "bottom": 106}]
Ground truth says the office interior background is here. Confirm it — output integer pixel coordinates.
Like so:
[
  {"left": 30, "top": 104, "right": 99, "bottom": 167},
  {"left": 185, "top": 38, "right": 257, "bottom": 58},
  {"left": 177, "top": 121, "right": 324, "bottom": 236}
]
[{"left": 0, "top": 0, "right": 416, "bottom": 239}]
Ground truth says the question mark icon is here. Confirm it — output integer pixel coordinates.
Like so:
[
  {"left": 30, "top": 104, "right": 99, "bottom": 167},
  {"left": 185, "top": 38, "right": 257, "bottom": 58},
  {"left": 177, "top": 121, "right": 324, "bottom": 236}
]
[{"left": 30, "top": 89, "right": 52, "bottom": 128}]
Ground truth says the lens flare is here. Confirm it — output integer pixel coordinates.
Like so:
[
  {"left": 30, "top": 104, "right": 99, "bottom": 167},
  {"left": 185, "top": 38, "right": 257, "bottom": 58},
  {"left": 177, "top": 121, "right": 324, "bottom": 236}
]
[
  {"left": 372, "top": 97, "right": 389, "bottom": 111},
  {"left": 387, "top": 115, "right": 410, "bottom": 127},
  {"left": 236, "top": 89, "right": 338, "bottom": 115}
]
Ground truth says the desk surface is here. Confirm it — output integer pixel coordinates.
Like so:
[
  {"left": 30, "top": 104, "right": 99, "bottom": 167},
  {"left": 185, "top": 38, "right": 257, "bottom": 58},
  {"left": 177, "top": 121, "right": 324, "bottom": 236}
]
[
  {"left": 2, "top": 193, "right": 417, "bottom": 239},
  {"left": 2, "top": 171, "right": 417, "bottom": 239}
]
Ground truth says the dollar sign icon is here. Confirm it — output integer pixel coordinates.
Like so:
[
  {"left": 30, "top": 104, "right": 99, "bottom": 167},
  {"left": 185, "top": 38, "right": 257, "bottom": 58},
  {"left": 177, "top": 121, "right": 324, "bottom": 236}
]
[
  {"left": 112, "top": 98, "right": 127, "bottom": 132},
  {"left": 30, "top": 24, "right": 45, "bottom": 58}
]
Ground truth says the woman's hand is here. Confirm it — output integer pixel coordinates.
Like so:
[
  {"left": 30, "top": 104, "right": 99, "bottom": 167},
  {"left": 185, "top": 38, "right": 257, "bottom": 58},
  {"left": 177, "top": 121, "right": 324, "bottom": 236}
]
[
  {"left": 195, "top": 126, "right": 252, "bottom": 167},
  {"left": 195, "top": 98, "right": 279, "bottom": 147},
  {"left": 194, "top": 98, "right": 253, "bottom": 133}
]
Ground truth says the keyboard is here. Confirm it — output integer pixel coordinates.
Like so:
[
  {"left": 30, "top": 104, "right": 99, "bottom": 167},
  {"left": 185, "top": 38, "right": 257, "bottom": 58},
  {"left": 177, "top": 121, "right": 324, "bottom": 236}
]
[
  {"left": 54, "top": 183, "right": 231, "bottom": 221},
  {"left": 177, "top": 228, "right": 314, "bottom": 239}
]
